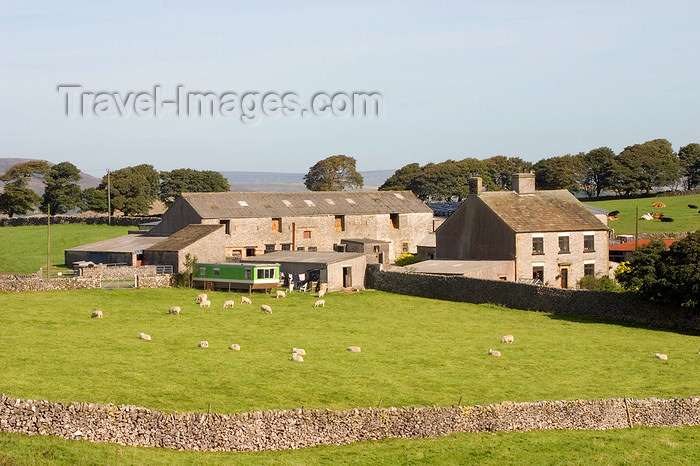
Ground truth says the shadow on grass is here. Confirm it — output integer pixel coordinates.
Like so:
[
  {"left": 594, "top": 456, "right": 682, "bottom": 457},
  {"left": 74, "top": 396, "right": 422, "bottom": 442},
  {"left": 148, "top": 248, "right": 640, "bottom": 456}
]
[{"left": 543, "top": 311, "right": 700, "bottom": 336}]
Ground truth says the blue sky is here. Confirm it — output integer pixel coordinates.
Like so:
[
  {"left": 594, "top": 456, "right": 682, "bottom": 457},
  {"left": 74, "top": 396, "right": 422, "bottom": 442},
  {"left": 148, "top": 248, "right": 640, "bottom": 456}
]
[{"left": 1, "top": 1, "right": 699, "bottom": 177}]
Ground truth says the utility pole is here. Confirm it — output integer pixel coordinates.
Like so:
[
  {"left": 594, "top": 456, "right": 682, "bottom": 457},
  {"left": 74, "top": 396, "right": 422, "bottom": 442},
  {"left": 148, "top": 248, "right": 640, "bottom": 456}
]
[
  {"left": 634, "top": 205, "right": 639, "bottom": 252},
  {"left": 107, "top": 169, "right": 112, "bottom": 226},
  {"left": 47, "top": 204, "right": 51, "bottom": 279}
]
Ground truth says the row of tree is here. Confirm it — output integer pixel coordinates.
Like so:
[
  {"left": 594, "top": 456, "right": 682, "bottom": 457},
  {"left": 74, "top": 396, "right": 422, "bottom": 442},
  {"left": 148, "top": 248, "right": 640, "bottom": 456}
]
[
  {"left": 379, "top": 139, "right": 700, "bottom": 201},
  {"left": 0, "top": 162, "right": 230, "bottom": 217}
]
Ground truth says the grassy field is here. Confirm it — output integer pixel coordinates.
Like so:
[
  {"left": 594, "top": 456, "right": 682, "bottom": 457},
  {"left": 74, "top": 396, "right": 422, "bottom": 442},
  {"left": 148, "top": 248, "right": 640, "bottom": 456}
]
[
  {"left": 1, "top": 425, "right": 699, "bottom": 465},
  {"left": 586, "top": 193, "right": 700, "bottom": 236},
  {"left": 0, "top": 224, "right": 131, "bottom": 274}
]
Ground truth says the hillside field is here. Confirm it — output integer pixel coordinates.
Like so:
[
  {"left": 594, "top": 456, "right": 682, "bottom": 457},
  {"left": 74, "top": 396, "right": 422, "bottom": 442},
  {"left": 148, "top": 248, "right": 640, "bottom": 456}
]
[{"left": 586, "top": 193, "right": 700, "bottom": 236}]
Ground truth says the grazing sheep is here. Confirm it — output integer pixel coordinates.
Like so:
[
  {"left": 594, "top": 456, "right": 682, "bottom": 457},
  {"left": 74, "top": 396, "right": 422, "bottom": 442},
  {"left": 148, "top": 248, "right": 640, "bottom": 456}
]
[
  {"left": 168, "top": 306, "right": 180, "bottom": 315},
  {"left": 230, "top": 344, "right": 241, "bottom": 351},
  {"left": 488, "top": 348, "right": 501, "bottom": 356},
  {"left": 241, "top": 296, "right": 252, "bottom": 305},
  {"left": 223, "top": 300, "right": 235, "bottom": 308},
  {"left": 654, "top": 353, "right": 668, "bottom": 360},
  {"left": 198, "top": 341, "right": 209, "bottom": 348},
  {"left": 91, "top": 310, "right": 103, "bottom": 319},
  {"left": 688, "top": 204, "right": 698, "bottom": 209},
  {"left": 292, "top": 353, "right": 304, "bottom": 362},
  {"left": 138, "top": 333, "right": 151, "bottom": 341},
  {"left": 200, "top": 299, "right": 211, "bottom": 308},
  {"left": 318, "top": 289, "right": 326, "bottom": 298},
  {"left": 314, "top": 299, "right": 325, "bottom": 307},
  {"left": 347, "top": 346, "right": 361, "bottom": 353},
  {"left": 276, "top": 290, "right": 286, "bottom": 298},
  {"left": 292, "top": 348, "right": 306, "bottom": 356},
  {"left": 195, "top": 293, "right": 207, "bottom": 303},
  {"left": 261, "top": 304, "right": 272, "bottom": 314},
  {"left": 501, "top": 334, "right": 514, "bottom": 343}
]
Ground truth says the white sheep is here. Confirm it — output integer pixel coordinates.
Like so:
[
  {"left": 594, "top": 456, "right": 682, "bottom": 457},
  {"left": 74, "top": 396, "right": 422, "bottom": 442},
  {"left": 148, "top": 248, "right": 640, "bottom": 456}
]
[
  {"left": 198, "top": 341, "right": 209, "bottom": 348},
  {"left": 195, "top": 293, "right": 207, "bottom": 303},
  {"left": 91, "top": 310, "right": 103, "bottom": 319},
  {"left": 318, "top": 289, "right": 326, "bottom": 299},
  {"left": 168, "top": 306, "right": 180, "bottom": 315},
  {"left": 261, "top": 304, "right": 272, "bottom": 314},
  {"left": 292, "top": 352, "right": 304, "bottom": 362},
  {"left": 138, "top": 333, "right": 151, "bottom": 341},
  {"left": 223, "top": 300, "right": 235, "bottom": 308},
  {"left": 488, "top": 348, "right": 501, "bottom": 356},
  {"left": 347, "top": 346, "right": 361, "bottom": 353},
  {"left": 276, "top": 290, "right": 286, "bottom": 298},
  {"left": 654, "top": 353, "right": 668, "bottom": 360},
  {"left": 292, "top": 348, "right": 306, "bottom": 356},
  {"left": 313, "top": 299, "right": 325, "bottom": 307},
  {"left": 230, "top": 344, "right": 241, "bottom": 351},
  {"left": 501, "top": 334, "right": 514, "bottom": 343},
  {"left": 199, "top": 299, "right": 211, "bottom": 308},
  {"left": 241, "top": 296, "right": 252, "bottom": 305}
]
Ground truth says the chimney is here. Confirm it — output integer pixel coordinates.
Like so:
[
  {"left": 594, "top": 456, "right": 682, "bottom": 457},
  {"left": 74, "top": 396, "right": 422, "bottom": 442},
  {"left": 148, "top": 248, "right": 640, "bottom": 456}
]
[
  {"left": 512, "top": 171, "right": 535, "bottom": 194},
  {"left": 468, "top": 177, "right": 482, "bottom": 195}
]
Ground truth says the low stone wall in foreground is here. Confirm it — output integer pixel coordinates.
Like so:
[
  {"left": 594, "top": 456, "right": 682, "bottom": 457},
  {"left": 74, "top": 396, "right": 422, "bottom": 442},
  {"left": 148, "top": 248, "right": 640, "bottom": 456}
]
[
  {"left": 0, "top": 277, "right": 101, "bottom": 293},
  {"left": 0, "top": 395, "right": 697, "bottom": 452}
]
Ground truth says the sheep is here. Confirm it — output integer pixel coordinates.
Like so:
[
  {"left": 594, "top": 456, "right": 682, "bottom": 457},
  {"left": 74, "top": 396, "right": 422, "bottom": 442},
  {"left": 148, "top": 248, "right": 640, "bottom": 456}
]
[
  {"left": 230, "top": 344, "right": 241, "bottom": 351},
  {"left": 292, "top": 348, "right": 306, "bottom": 356},
  {"left": 241, "top": 296, "right": 252, "bottom": 305},
  {"left": 318, "top": 289, "right": 326, "bottom": 299},
  {"left": 195, "top": 293, "right": 207, "bottom": 303},
  {"left": 314, "top": 299, "right": 325, "bottom": 307},
  {"left": 261, "top": 304, "right": 272, "bottom": 314},
  {"left": 199, "top": 299, "right": 211, "bottom": 308},
  {"left": 198, "top": 341, "right": 209, "bottom": 348},
  {"left": 660, "top": 217, "right": 675, "bottom": 222},
  {"left": 488, "top": 348, "right": 501, "bottom": 356},
  {"left": 276, "top": 290, "right": 286, "bottom": 298},
  {"left": 223, "top": 300, "right": 235, "bottom": 308},
  {"left": 138, "top": 333, "right": 151, "bottom": 341},
  {"left": 291, "top": 353, "right": 304, "bottom": 362},
  {"left": 654, "top": 353, "right": 668, "bottom": 360},
  {"left": 91, "top": 310, "right": 103, "bottom": 319},
  {"left": 501, "top": 334, "right": 514, "bottom": 343},
  {"left": 688, "top": 204, "right": 698, "bottom": 209},
  {"left": 168, "top": 306, "right": 180, "bottom": 315},
  {"left": 347, "top": 346, "right": 361, "bottom": 353}
]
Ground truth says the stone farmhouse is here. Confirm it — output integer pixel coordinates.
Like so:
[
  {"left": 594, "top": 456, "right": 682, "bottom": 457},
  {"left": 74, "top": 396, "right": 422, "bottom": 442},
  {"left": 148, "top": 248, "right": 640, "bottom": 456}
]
[{"left": 436, "top": 173, "right": 610, "bottom": 288}]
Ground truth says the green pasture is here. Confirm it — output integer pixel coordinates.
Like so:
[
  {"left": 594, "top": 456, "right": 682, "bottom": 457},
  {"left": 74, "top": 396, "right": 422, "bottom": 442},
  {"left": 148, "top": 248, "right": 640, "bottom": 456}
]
[
  {"left": 0, "top": 224, "right": 131, "bottom": 274},
  {"left": 586, "top": 193, "right": 700, "bottom": 236}
]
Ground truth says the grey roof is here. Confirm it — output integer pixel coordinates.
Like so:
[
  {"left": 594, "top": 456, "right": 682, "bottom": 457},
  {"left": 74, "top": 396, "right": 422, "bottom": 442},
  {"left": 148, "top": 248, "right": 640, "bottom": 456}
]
[
  {"left": 417, "top": 233, "right": 436, "bottom": 248},
  {"left": 583, "top": 204, "right": 609, "bottom": 216},
  {"left": 146, "top": 224, "right": 223, "bottom": 251},
  {"left": 478, "top": 190, "right": 609, "bottom": 232},
  {"left": 242, "top": 251, "right": 365, "bottom": 265},
  {"left": 341, "top": 238, "right": 391, "bottom": 244},
  {"left": 404, "top": 260, "right": 513, "bottom": 275},
  {"left": 65, "top": 234, "right": 167, "bottom": 253},
  {"left": 179, "top": 191, "right": 432, "bottom": 218}
]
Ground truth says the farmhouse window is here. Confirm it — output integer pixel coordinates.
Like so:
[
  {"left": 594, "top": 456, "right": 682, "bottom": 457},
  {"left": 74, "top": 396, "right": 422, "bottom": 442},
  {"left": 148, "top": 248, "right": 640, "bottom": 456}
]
[
  {"left": 584, "top": 235, "right": 595, "bottom": 252},
  {"left": 532, "top": 237, "right": 544, "bottom": 255},
  {"left": 558, "top": 235, "right": 570, "bottom": 254},
  {"left": 373, "top": 245, "right": 380, "bottom": 253},
  {"left": 303, "top": 230, "right": 311, "bottom": 239},
  {"left": 390, "top": 213, "right": 400, "bottom": 229},
  {"left": 335, "top": 215, "right": 345, "bottom": 232},
  {"left": 281, "top": 243, "right": 291, "bottom": 251},
  {"left": 334, "top": 244, "right": 347, "bottom": 252},
  {"left": 271, "top": 218, "right": 282, "bottom": 233},
  {"left": 532, "top": 266, "right": 544, "bottom": 282},
  {"left": 402, "top": 241, "right": 409, "bottom": 253},
  {"left": 213, "top": 268, "right": 220, "bottom": 277},
  {"left": 308, "top": 246, "right": 318, "bottom": 252},
  {"left": 246, "top": 247, "right": 256, "bottom": 257},
  {"left": 265, "top": 244, "right": 275, "bottom": 253},
  {"left": 297, "top": 246, "right": 305, "bottom": 251},
  {"left": 584, "top": 262, "right": 595, "bottom": 276},
  {"left": 220, "top": 219, "right": 231, "bottom": 235}
]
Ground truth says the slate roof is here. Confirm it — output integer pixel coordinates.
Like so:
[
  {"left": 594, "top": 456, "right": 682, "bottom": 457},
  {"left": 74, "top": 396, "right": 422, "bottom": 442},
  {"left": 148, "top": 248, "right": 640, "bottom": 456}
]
[
  {"left": 478, "top": 190, "right": 609, "bottom": 232},
  {"left": 242, "top": 251, "right": 365, "bottom": 264},
  {"left": 179, "top": 191, "right": 432, "bottom": 218},
  {"left": 65, "top": 234, "right": 167, "bottom": 253},
  {"left": 404, "top": 260, "right": 513, "bottom": 275},
  {"left": 609, "top": 238, "right": 679, "bottom": 251},
  {"left": 145, "top": 224, "right": 223, "bottom": 251},
  {"left": 341, "top": 238, "right": 391, "bottom": 244}
]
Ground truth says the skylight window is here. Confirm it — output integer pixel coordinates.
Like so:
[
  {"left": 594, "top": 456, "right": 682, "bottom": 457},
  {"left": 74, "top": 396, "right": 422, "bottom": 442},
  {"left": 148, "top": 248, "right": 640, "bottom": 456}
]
[
  {"left": 345, "top": 198, "right": 356, "bottom": 204},
  {"left": 238, "top": 201, "right": 248, "bottom": 207},
  {"left": 304, "top": 200, "right": 315, "bottom": 206},
  {"left": 282, "top": 200, "right": 292, "bottom": 207},
  {"left": 325, "top": 198, "right": 335, "bottom": 205},
  {"left": 394, "top": 193, "right": 405, "bottom": 200}
]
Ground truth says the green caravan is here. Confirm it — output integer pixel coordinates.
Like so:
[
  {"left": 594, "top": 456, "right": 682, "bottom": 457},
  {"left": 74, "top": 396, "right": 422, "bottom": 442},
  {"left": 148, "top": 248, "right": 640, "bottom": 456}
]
[{"left": 192, "top": 262, "right": 280, "bottom": 291}]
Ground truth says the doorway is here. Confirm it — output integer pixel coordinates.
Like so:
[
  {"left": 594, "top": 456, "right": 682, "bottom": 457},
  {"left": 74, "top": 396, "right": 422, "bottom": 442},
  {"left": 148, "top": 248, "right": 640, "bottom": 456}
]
[
  {"left": 342, "top": 266, "right": 352, "bottom": 288},
  {"left": 559, "top": 266, "right": 569, "bottom": 288}
]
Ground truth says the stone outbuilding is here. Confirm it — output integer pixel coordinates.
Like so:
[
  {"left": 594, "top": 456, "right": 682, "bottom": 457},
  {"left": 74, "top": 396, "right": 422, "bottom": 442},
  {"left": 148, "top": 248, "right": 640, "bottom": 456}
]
[
  {"left": 143, "top": 224, "right": 226, "bottom": 273},
  {"left": 339, "top": 238, "right": 391, "bottom": 264},
  {"left": 64, "top": 234, "right": 166, "bottom": 267}
]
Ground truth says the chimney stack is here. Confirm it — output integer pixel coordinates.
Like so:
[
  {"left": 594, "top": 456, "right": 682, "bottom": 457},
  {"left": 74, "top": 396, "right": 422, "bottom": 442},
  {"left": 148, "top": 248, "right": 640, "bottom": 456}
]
[
  {"left": 468, "top": 177, "right": 482, "bottom": 195},
  {"left": 512, "top": 171, "right": 535, "bottom": 194}
]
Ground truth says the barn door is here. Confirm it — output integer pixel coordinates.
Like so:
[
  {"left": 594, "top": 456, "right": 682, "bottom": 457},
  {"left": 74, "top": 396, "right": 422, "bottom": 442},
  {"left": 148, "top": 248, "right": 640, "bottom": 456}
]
[{"left": 343, "top": 266, "right": 352, "bottom": 288}]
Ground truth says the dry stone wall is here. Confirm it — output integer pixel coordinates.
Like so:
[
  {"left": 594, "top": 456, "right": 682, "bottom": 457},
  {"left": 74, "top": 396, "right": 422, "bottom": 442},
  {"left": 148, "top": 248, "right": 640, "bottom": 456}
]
[
  {"left": 136, "top": 275, "right": 174, "bottom": 288},
  {"left": 0, "top": 277, "right": 101, "bottom": 293},
  {"left": 78, "top": 265, "right": 158, "bottom": 279},
  {"left": 0, "top": 395, "right": 697, "bottom": 452},
  {"left": 0, "top": 216, "right": 161, "bottom": 227}
]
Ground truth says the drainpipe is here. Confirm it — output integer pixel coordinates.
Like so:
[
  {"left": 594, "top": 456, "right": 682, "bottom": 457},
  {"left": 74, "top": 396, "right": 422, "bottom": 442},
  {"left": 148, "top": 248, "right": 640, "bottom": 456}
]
[{"left": 292, "top": 222, "right": 296, "bottom": 250}]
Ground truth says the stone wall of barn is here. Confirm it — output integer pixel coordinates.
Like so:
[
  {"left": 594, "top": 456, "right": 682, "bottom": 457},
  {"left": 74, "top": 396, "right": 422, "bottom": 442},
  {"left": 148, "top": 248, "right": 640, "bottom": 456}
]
[{"left": 0, "top": 395, "right": 697, "bottom": 452}]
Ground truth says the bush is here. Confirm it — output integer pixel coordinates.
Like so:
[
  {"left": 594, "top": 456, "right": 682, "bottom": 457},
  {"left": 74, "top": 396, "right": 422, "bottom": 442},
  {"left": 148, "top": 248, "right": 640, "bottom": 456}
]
[
  {"left": 394, "top": 253, "right": 422, "bottom": 266},
  {"left": 578, "top": 275, "right": 619, "bottom": 291}
]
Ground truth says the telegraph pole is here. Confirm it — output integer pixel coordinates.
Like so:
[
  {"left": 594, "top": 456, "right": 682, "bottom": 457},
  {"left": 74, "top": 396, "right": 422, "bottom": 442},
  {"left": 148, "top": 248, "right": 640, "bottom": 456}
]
[
  {"left": 107, "top": 169, "right": 112, "bottom": 226},
  {"left": 47, "top": 204, "right": 51, "bottom": 279}
]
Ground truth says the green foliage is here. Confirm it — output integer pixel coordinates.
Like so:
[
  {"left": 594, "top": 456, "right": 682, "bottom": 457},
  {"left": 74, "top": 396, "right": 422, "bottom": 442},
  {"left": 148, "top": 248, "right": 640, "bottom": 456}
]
[
  {"left": 678, "top": 143, "right": 700, "bottom": 190},
  {"left": 611, "top": 139, "right": 680, "bottom": 195},
  {"left": 78, "top": 187, "right": 109, "bottom": 213},
  {"left": 394, "top": 253, "right": 422, "bottom": 266},
  {"left": 304, "top": 155, "right": 363, "bottom": 191},
  {"left": 160, "top": 168, "right": 230, "bottom": 205},
  {"left": 534, "top": 153, "right": 586, "bottom": 191},
  {"left": 176, "top": 252, "right": 198, "bottom": 287},
  {"left": 483, "top": 156, "right": 532, "bottom": 190},
  {"left": 100, "top": 164, "right": 160, "bottom": 216},
  {"left": 582, "top": 147, "right": 616, "bottom": 198},
  {"left": 40, "top": 161, "right": 82, "bottom": 214},
  {"left": 577, "top": 275, "right": 619, "bottom": 292},
  {"left": 379, "top": 163, "right": 422, "bottom": 191},
  {"left": 0, "top": 181, "right": 42, "bottom": 217}
]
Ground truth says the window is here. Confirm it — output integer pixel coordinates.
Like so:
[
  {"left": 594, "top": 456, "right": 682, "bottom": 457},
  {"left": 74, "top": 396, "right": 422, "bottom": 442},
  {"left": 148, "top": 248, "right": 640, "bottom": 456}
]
[
  {"left": 390, "top": 213, "right": 400, "bottom": 229},
  {"left": 256, "top": 268, "right": 274, "bottom": 279},
  {"left": 584, "top": 262, "right": 595, "bottom": 276},
  {"left": 304, "top": 199, "right": 315, "bottom": 206},
  {"left": 499, "top": 276, "right": 507, "bottom": 281},
  {"left": 297, "top": 246, "right": 305, "bottom": 251},
  {"left": 246, "top": 247, "right": 256, "bottom": 257},
  {"left": 558, "top": 235, "right": 570, "bottom": 254},
  {"left": 281, "top": 243, "right": 291, "bottom": 251},
  {"left": 402, "top": 241, "right": 409, "bottom": 253},
  {"left": 213, "top": 268, "right": 220, "bottom": 277},
  {"left": 220, "top": 219, "right": 231, "bottom": 235},
  {"left": 532, "top": 237, "right": 544, "bottom": 255},
  {"left": 532, "top": 266, "right": 544, "bottom": 282},
  {"left": 308, "top": 246, "right": 317, "bottom": 252},
  {"left": 373, "top": 245, "right": 380, "bottom": 253},
  {"left": 245, "top": 268, "right": 252, "bottom": 280},
  {"left": 265, "top": 244, "right": 275, "bottom": 253},
  {"left": 335, "top": 215, "right": 345, "bottom": 232},
  {"left": 303, "top": 230, "right": 311, "bottom": 239},
  {"left": 257, "top": 268, "right": 263, "bottom": 279},
  {"left": 271, "top": 218, "right": 282, "bottom": 233},
  {"left": 584, "top": 235, "right": 595, "bottom": 252},
  {"left": 199, "top": 267, "right": 206, "bottom": 276},
  {"left": 334, "top": 244, "right": 347, "bottom": 252},
  {"left": 237, "top": 200, "right": 248, "bottom": 207}
]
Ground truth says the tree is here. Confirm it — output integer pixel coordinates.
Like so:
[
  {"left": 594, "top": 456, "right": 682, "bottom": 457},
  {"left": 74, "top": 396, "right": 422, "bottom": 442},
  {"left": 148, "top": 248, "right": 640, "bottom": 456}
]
[
  {"left": 100, "top": 164, "right": 160, "bottom": 216},
  {"left": 581, "top": 147, "right": 615, "bottom": 198},
  {"left": 379, "top": 163, "right": 422, "bottom": 191},
  {"left": 78, "top": 187, "right": 108, "bottom": 213},
  {"left": 304, "top": 155, "right": 363, "bottom": 191},
  {"left": 533, "top": 154, "right": 586, "bottom": 191},
  {"left": 0, "top": 160, "right": 50, "bottom": 217},
  {"left": 40, "top": 161, "right": 82, "bottom": 214},
  {"left": 160, "top": 169, "right": 230, "bottom": 205},
  {"left": 610, "top": 139, "right": 680, "bottom": 195},
  {"left": 483, "top": 156, "right": 532, "bottom": 191},
  {"left": 678, "top": 143, "right": 700, "bottom": 190}
]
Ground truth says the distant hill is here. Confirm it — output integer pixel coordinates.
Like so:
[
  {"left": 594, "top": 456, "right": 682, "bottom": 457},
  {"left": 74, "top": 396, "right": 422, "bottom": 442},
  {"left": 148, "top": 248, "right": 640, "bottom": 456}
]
[
  {"left": 0, "top": 158, "right": 101, "bottom": 194},
  {"left": 220, "top": 169, "right": 396, "bottom": 192}
]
